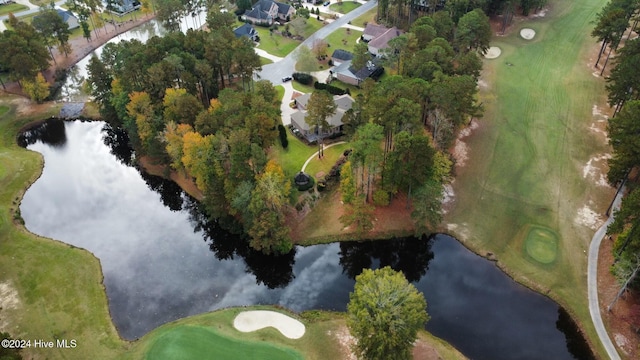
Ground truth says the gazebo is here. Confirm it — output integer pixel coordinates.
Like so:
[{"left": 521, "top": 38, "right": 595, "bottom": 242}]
[{"left": 294, "top": 171, "right": 311, "bottom": 188}]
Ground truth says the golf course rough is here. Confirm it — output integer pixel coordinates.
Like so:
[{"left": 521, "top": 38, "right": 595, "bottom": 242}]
[{"left": 524, "top": 225, "right": 559, "bottom": 264}]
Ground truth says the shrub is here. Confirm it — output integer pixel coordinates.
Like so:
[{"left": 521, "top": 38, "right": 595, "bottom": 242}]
[
  {"left": 313, "top": 81, "right": 347, "bottom": 95},
  {"left": 373, "top": 189, "right": 390, "bottom": 206},
  {"left": 293, "top": 72, "right": 313, "bottom": 85},
  {"left": 317, "top": 180, "right": 327, "bottom": 192},
  {"left": 278, "top": 124, "right": 288, "bottom": 148}
]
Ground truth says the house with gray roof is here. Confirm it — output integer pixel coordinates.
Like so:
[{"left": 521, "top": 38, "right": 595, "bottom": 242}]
[
  {"left": 34, "top": 9, "right": 79, "bottom": 30},
  {"left": 331, "top": 49, "right": 353, "bottom": 66},
  {"left": 367, "top": 26, "right": 403, "bottom": 56},
  {"left": 233, "top": 23, "right": 259, "bottom": 41},
  {"left": 333, "top": 59, "right": 383, "bottom": 86},
  {"left": 242, "top": 0, "right": 295, "bottom": 26},
  {"left": 290, "top": 94, "right": 354, "bottom": 142}
]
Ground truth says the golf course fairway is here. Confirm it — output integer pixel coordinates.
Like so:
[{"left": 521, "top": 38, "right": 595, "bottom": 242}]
[{"left": 445, "top": 0, "right": 614, "bottom": 357}]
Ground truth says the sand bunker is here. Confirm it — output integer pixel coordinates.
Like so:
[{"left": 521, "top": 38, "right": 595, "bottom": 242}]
[
  {"left": 233, "top": 310, "right": 305, "bottom": 339},
  {"left": 520, "top": 28, "right": 536, "bottom": 40},
  {"left": 484, "top": 46, "right": 501, "bottom": 59}
]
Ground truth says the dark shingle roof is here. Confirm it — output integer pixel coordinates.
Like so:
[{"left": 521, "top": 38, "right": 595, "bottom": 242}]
[
  {"left": 233, "top": 23, "right": 256, "bottom": 38},
  {"left": 331, "top": 49, "right": 353, "bottom": 61}
]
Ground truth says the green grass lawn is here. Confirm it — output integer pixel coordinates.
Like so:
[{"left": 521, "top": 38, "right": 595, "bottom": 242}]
[
  {"left": 125, "top": 307, "right": 343, "bottom": 360},
  {"left": 291, "top": 78, "right": 317, "bottom": 93},
  {"left": 143, "top": 325, "right": 303, "bottom": 360},
  {"left": 350, "top": 6, "right": 377, "bottom": 28},
  {"left": 0, "top": 3, "right": 28, "bottom": 16},
  {"left": 304, "top": 142, "right": 350, "bottom": 177},
  {"left": 0, "top": 98, "right": 125, "bottom": 360},
  {"left": 329, "top": 1, "right": 361, "bottom": 14},
  {"left": 324, "top": 27, "right": 362, "bottom": 52},
  {"left": 260, "top": 56, "right": 274, "bottom": 65},
  {"left": 256, "top": 26, "right": 301, "bottom": 57},
  {"left": 270, "top": 131, "right": 317, "bottom": 178},
  {"left": 444, "top": 0, "right": 612, "bottom": 358}
]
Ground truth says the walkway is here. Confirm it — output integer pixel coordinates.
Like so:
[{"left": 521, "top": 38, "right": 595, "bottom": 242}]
[
  {"left": 588, "top": 188, "right": 624, "bottom": 360},
  {"left": 301, "top": 141, "right": 346, "bottom": 172}
]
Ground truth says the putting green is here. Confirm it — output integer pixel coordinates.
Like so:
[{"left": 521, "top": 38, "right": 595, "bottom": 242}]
[
  {"left": 145, "top": 325, "right": 303, "bottom": 360},
  {"left": 524, "top": 225, "right": 559, "bottom": 264}
]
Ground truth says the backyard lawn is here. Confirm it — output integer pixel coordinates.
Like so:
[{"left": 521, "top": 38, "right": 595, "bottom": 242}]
[
  {"left": 303, "top": 142, "right": 351, "bottom": 177},
  {"left": 350, "top": 6, "right": 377, "bottom": 28},
  {"left": 444, "top": 0, "right": 612, "bottom": 357}
]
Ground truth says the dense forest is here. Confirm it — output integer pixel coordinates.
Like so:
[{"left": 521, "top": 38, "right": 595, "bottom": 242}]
[
  {"left": 592, "top": 0, "right": 640, "bottom": 290},
  {"left": 83, "top": 2, "right": 492, "bottom": 254}
]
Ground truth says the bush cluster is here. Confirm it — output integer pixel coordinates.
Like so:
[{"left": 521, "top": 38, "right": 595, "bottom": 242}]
[
  {"left": 292, "top": 72, "right": 313, "bottom": 85},
  {"left": 314, "top": 81, "right": 349, "bottom": 95}
]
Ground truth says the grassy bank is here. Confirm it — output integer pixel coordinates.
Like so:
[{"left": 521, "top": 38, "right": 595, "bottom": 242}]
[
  {"left": 124, "top": 306, "right": 466, "bottom": 360},
  {"left": 0, "top": 97, "right": 126, "bottom": 359},
  {"left": 444, "top": 0, "right": 612, "bottom": 357}
]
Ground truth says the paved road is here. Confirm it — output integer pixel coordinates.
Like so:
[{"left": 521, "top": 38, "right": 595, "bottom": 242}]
[
  {"left": 588, "top": 188, "right": 624, "bottom": 360},
  {"left": 255, "top": 0, "right": 377, "bottom": 84}
]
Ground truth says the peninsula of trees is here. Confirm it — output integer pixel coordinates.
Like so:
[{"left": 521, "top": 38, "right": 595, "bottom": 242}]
[{"left": 81, "top": 3, "right": 493, "bottom": 254}]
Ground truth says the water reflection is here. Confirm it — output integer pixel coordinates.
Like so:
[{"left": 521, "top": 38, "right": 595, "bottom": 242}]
[
  {"left": 17, "top": 118, "right": 67, "bottom": 148},
  {"left": 339, "top": 236, "right": 434, "bottom": 282},
  {"left": 18, "top": 120, "right": 594, "bottom": 359}
]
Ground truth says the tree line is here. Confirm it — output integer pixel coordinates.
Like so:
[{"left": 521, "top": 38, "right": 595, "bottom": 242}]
[
  {"left": 334, "top": 7, "right": 488, "bottom": 236},
  {"left": 377, "top": 0, "right": 547, "bottom": 30},
  {"left": 592, "top": 0, "right": 640, "bottom": 297}
]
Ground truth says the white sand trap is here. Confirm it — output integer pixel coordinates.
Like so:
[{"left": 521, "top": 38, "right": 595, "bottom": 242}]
[
  {"left": 484, "top": 46, "right": 501, "bottom": 59},
  {"left": 520, "top": 28, "right": 536, "bottom": 40},
  {"left": 233, "top": 310, "right": 305, "bottom": 339}
]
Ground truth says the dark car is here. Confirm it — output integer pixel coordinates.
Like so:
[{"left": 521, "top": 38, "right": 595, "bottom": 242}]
[{"left": 282, "top": 76, "right": 292, "bottom": 82}]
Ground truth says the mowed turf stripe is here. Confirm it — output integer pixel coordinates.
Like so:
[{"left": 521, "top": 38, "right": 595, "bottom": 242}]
[{"left": 145, "top": 325, "right": 303, "bottom": 360}]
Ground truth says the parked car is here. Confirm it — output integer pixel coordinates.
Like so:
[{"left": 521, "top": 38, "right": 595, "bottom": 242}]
[
  {"left": 282, "top": 76, "right": 292, "bottom": 82},
  {"left": 323, "top": 1, "right": 330, "bottom": 5}
]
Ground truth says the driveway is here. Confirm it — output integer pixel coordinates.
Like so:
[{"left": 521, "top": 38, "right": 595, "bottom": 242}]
[{"left": 255, "top": 0, "right": 377, "bottom": 84}]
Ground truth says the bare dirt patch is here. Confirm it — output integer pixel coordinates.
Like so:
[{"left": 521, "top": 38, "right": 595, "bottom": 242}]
[
  {"left": 452, "top": 119, "right": 479, "bottom": 168},
  {"left": 138, "top": 156, "right": 203, "bottom": 200},
  {"left": 0, "top": 282, "right": 21, "bottom": 331},
  {"left": 598, "top": 237, "right": 640, "bottom": 359},
  {"left": 583, "top": 154, "right": 612, "bottom": 187},
  {"left": 574, "top": 205, "right": 605, "bottom": 230},
  {"left": 330, "top": 325, "right": 357, "bottom": 360}
]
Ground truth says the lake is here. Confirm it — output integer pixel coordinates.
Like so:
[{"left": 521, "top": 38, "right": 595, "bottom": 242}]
[{"left": 18, "top": 119, "right": 593, "bottom": 359}]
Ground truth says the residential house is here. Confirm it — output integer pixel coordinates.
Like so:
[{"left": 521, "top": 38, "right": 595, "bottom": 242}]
[
  {"left": 34, "top": 9, "right": 80, "bottom": 30},
  {"left": 290, "top": 94, "right": 354, "bottom": 142},
  {"left": 332, "top": 59, "right": 383, "bottom": 86},
  {"left": 331, "top": 49, "right": 353, "bottom": 66},
  {"left": 367, "top": 26, "right": 403, "bottom": 56},
  {"left": 242, "top": 0, "right": 295, "bottom": 26},
  {"left": 362, "top": 23, "right": 389, "bottom": 42},
  {"left": 102, "top": 0, "right": 138, "bottom": 14},
  {"left": 233, "top": 23, "right": 259, "bottom": 41}
]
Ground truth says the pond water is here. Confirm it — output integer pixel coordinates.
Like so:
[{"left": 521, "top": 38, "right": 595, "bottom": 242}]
[
  {"left": 19, "top": 119, "right": 594, "bottom": 359},
  {"left": 58, "top": 14, "right": 206, "bottom": 102}
]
